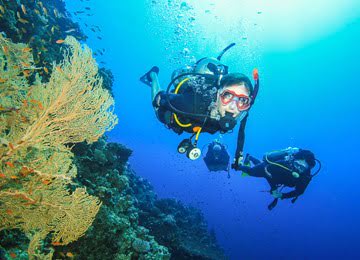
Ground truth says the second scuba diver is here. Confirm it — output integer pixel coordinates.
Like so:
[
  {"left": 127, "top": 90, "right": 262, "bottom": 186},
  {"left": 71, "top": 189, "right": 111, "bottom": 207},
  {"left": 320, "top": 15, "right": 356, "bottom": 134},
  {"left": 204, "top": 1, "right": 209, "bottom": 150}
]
[
  {"left": 238, "top": 147, "right": 321, "bottom": 210},
  {"left": 140, "top": 43, "right": 259, "bottom": 165}
]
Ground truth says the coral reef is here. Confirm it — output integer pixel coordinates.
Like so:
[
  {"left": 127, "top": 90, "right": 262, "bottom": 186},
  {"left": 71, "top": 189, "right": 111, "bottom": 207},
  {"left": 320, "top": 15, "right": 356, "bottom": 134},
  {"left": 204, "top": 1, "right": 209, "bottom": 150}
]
[
  {"left": 48, "top": 138, "right": 225, "bottom": 259},
  {"left": 0, "top": 35, "right": 117, "bottom": 258},
  {"left": 0, "top": 0, "right": 227, "bottom": 259}
]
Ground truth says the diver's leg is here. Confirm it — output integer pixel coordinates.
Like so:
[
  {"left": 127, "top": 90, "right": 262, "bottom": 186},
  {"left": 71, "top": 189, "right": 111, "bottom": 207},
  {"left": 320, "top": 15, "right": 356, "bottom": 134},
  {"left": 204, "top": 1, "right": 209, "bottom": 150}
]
[
  {"left": 249, "top": 155, "right": 261, "bottom": 165},
  {"left": 238, "top": 164, "right": 266, "bottom": 178}
]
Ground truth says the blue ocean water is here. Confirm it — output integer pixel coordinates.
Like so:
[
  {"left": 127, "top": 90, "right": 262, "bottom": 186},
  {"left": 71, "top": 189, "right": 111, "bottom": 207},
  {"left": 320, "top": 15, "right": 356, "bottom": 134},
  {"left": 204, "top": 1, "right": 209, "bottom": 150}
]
[{"left": 66, "top": 0, "right": 360, "bottom": 258}]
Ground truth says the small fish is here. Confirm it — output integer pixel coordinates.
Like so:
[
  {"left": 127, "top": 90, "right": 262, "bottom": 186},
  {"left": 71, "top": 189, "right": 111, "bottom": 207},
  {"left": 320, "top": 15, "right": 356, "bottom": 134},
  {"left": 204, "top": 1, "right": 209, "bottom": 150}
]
[
  {"left": 0, "top": 173, "right": 6, "bottom": 178},
  {"left": 42, "top": 179, "right": 51, "bottom": 185},
  {"left": 65, "top": 28, "right": 76, "bottom": 33},
  {"left": 44, "top": 67, "right": 49, "bottom": 73},
  {"left": 0, "top": 5, "right": 5, "bottom": 14},
  {"left": 43, "top": 7, "right": 48, "bottom": 16},
  {"left": 23, "top": 70, "right": 30, "bottom": 77},
  {"left": 85, "top": 7, "right": 91, "bottom": 10},
  {"left": 34, "top": 9, "right": 40, "bottom": 15},
  {"left": 17, "top": 11, "right": 21, "bottom": 19},
  {"left": 6, "top": 209, "right": 13, "bottom": 215},
  {"left": 21, "top": 28, "right": 27, "bottom": 33},
  {"left": 53, "top": 8, "right": 59, "bottom": 18},
  {"left": 2, "top": 45, "right": 8, "bottom": 54},
  {"left": 10, "top": 176, "right": 18, "bottom": 180},
  {"left": 55, "top": 66, "right": 64, "bottom": 74},
  {"left": 21, "top": 4, "right": 27, "bottom": 15},
  {"left": 97, "top": 36, "right": 102, "bottom": 40},
  {"left": 21, "top": 62, "right": 31, "bottom": 67},
  {"left": 90, "top": 28, "right": 96, "bottom": 32},
  {"left": 56, "top": 39, "right": 65, "bottom": 44},
  {"left": 5, "top": 162, "right": 15, "bottom": 168},
  {"left": 51, "top": 26, "right": 55, "bottom": 34},
  {"left": 22, "top": 47, "right": 32, "bottom": 52},
  {"left": 38, "top": 102, "right": 43, "bottom": 110},
  {"left": 8, "top": 143, "right": 14, "bottom": 150},
  {"left": 66, "top": 252, "right": 74, "bottom": 257},
  {"left": 0, "top": 77, "right": 7, "bottom": 83},
  {"left": 18, "top": 18, "right": 29, "bottom": 24},
  {"left": 9, "top": 252, "right": 17, "bottom": 259},
  {"left": 52, "top": 241, "right": 62, "bottom": 246}
]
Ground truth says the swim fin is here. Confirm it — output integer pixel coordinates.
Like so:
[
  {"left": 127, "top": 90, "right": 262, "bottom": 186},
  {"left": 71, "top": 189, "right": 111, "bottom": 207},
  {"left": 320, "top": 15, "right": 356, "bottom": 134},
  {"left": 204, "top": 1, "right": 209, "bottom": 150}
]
[{"left": 140, "top": 66, "right": 159, "bottom": 87}]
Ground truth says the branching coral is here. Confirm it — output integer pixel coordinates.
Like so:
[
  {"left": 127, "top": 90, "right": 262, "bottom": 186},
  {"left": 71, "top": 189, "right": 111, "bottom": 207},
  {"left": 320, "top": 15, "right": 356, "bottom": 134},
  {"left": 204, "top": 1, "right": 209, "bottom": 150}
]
[{"left": 0, "top": 35, "right": 117, "bottom": 258}]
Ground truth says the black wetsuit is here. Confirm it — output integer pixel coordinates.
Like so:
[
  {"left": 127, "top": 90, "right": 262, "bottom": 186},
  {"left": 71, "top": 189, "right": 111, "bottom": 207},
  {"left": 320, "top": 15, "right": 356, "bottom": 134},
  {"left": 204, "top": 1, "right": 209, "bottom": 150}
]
[
  {"left": 153, "top": 77, "right": 240, "bottom": 135},
  {"left": 239, "top": 156, "right": 312, "bottom": 199}
]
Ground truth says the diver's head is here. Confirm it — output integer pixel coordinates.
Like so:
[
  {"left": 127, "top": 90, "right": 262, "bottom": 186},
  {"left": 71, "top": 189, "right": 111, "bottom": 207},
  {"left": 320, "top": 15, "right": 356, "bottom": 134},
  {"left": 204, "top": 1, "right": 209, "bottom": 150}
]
[
  {"left": 293, "top": 149, "right": 316, "bottom": 173},
  {"left": 216, "top": 73, "right": 253, "bottom": 118}
]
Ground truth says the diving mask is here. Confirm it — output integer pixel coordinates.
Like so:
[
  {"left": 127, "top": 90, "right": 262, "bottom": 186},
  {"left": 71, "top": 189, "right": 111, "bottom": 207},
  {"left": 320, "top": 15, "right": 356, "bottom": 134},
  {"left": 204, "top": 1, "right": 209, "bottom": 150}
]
[{"left": 220, "top": 90, "right": 251, "bottom": 111}]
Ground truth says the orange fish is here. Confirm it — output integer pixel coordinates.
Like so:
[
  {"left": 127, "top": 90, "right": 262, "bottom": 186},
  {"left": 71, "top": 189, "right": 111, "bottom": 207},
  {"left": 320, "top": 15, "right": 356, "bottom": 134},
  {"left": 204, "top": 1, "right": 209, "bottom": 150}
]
[
  {"left": 8, "top": 143, "right": 14, "bottom": 150},
  {"left": 56, "top": 39, "right": 65, "bottom": 44},
  {"left": 5, "top": 162, "right": 14, "bottom": 168},
  {"left": 2, "top": 45, "right": 8, "bottom": 54},
  {"left": 13, "top": 65, "right": 20, "bottom": 69},
  {"left": 10, "top": 176, "right": 18, "bottom": 180},
  {"left": 22, "top": 47, "right": 32, "bottom": 52},
  {"left": 23, "top": 70, "right": 30, "bottom": 77},
  {"left": 21, "top": 62, "right": 31, "bottom": 67},
  {"left": 55, "top": 66, "right": 64, "bottom": 73},
  {"left": 0, "top": 173, "right": 6, "bottom": 178},
  {"left": 22, "top": 100, "right": 28, "bottom": 107},
  {"left": 6, "top": 209, "right": 13, "bottom": 215},
  {"left": 38, "top": 102, "right": 44, "bottom": 110},
  {"left": 42, "top": 179, "right": 51, "bottom": 185},
  {"left": 9, "top": 252, "right": 17, "bottom": 259},
  {"left": 66, "top": 252, "right": 74, "bottom": 257},
  {"left": 0, "top": 78, "right": 7, "bottom": 83},
  {"left": 52, "top": 241, "right": 62, "bottom": 246},
  {"left": 44, "top": 67, "right": 49, "bottom": 73}
]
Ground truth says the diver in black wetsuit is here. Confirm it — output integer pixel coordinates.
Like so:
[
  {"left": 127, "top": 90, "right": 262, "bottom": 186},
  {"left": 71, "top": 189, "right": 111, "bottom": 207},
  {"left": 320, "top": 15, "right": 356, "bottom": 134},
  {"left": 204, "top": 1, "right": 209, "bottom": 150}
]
[
  {"left": 140, "top": 43, "right": 259, "bottom": 163},
  {"left": 237, "top": 147, "right": 321, "bottom": 210}
]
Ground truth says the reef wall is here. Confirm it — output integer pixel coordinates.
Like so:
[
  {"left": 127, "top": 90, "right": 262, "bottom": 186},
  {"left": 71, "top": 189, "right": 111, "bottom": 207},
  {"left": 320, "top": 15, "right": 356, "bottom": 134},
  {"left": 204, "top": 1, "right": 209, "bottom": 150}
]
[{"left": 0, "top": 0, "right": 227, "bottom": 259}]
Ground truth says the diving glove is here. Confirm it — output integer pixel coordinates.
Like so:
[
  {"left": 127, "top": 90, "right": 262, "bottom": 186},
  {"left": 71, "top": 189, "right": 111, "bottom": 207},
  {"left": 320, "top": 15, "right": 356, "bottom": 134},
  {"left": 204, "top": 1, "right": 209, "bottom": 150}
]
[
  {"left": 271, "top": 190, "right": 283, "bottom": 199},
  {"left": 231, "top": 152, "right": 244, "bottom": 170}
]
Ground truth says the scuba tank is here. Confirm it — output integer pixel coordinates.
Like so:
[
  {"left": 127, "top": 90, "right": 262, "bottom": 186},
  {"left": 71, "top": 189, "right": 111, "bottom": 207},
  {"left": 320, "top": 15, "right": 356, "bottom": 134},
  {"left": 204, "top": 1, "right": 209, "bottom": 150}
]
[{"left": 263, "top": 147, "right": 300, "bottom": 163}]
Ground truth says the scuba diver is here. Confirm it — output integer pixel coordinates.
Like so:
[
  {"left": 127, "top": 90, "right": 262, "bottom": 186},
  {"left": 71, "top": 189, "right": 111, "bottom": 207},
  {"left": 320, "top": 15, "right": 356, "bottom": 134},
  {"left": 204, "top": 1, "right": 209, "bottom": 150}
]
[
  {"left": 237, "top": 147, "right": 321, "bottom": 210},
  {"left": 203, "top": 140, "right": 230, "bottom": 173},
  {"left": 140, "top": 43, "right": 259, "bottom": 164}
]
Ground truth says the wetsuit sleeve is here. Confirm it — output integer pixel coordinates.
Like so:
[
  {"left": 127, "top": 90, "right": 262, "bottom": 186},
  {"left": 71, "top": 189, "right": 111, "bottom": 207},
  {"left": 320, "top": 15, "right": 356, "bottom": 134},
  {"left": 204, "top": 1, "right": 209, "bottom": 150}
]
[
  {"left": 281, "top": 177, "right": 311, "bottom": 199},
  {"left": 234, "top": 114, "right": 248, "bottom": 159}
]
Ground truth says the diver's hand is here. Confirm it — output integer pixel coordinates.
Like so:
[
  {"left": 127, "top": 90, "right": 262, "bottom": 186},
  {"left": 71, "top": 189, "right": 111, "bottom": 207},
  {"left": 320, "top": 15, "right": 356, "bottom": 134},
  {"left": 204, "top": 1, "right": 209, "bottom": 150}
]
[
  {"left": 271, "top": 190, "right": 283, "bottom": 199},
  {"left": 231, "top": 153, "right": 244, "bottom": 170}
]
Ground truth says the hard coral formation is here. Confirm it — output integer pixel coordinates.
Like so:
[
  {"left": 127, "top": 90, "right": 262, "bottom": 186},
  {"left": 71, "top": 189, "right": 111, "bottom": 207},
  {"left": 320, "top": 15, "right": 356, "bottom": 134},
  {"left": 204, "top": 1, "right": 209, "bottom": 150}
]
[
  {"left": 56, "top": 138, "right": 226, "bottom": 259},
  {"left": 0, "top": 35, "right": 116, "bottom": 258}
]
